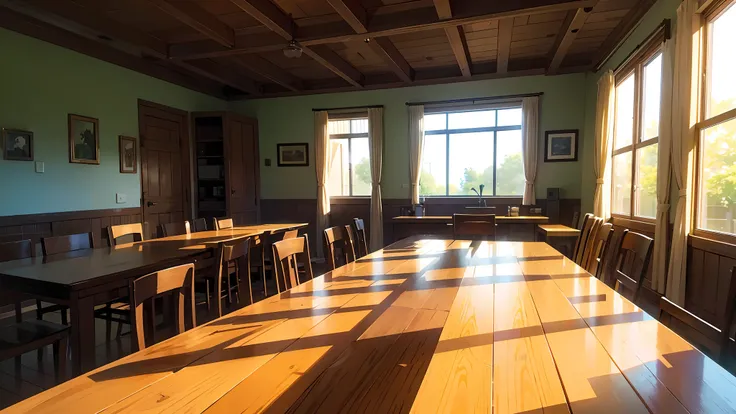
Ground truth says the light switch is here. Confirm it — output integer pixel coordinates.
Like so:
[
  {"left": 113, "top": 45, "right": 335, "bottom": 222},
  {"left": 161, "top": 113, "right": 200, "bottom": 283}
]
[
  {"left": 35, "top": 162, "right": 44, "bottom": 173},
  {"left": 116, "top": 193, "right": 127, "bottom": 204}
]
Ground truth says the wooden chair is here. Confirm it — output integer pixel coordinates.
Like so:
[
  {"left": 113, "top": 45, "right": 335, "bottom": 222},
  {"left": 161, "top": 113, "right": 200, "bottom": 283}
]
[
  {"left": 324, "top": 226, "right": 356, "bottom": 270},
  {"left": 215, "top": 218, "right": 234, "bottom": 230},
  {"left": 572, "top": 214, "right": 595, "bottom": 265},
  {"left": 352, "top": 218, "right": 369, "bottom": 258},
  {"left": 272, "top": 235, "right": 314, "bottom": 293},
  {"left": 161, "top": 221, "right": 191, "bottom": 237},
  {"left": 452, "top": 214, "right": 496, "bottom": 240},
  {"left": 0, "top": 240, "right": 69, "bottom": 382},
  {"left": 207, "top": 236, "right": 252, "bottom": 317},
  {"left": 611, "top": 230, "right": 654, "bottom": 302},
  {"left": 579, "top": 217, "right": 603, "bottom": 270},
  {"left": 251, "top": 229, "right": 301, "bottom": 298},
  {"left": 582, "top": 223, "right": 614, "bottom": 279},
  {"left": 192, "top": 218, "right": 208, "bottom": 232},
  {"left": 129, "top": 263, "right": 196, "bottom": 351},
  {"left": 39, "top": 233, "right": 97, "bottom": 325},
  {"left": 107, "top": 223, "right": 145, "bottom": 246},
  {"left": 571, "top": 211, "right": 581, "bottom": 229},
  {"left": 659, "top": 266, "right": 736, "bottom": 363}
]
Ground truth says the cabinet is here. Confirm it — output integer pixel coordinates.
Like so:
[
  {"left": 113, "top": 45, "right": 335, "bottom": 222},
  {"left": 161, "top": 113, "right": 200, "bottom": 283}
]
[{"left": 192, "top": 112, "right": 260, "bottom": 225}]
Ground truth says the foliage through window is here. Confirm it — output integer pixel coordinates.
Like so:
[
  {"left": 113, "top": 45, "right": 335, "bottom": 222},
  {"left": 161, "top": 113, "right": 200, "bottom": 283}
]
[
  {"left": 696, "top": 2, "right": 736, "bottom": 237},
  {"left": 328, "top": 118, "right": 371, "bottom": 197},
  {"left": 611, "top": 47, "right": 662, "bottom": 220},
  {"left": 420, "top": 108, "right": 524, "bottom": 197}
]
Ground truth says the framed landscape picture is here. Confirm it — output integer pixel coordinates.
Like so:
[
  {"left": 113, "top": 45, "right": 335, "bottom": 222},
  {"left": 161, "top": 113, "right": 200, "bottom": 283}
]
[
  {"left": 277, "top": 143, "right": 309, "bottom": 167},
  {"left": 119, "top": 135, "right": 137, "bottom": 174},
  {"left": 544, "top": 130, "right": 578, "bottom": 162},
  {"left": 69, "top": 114, "right": 99, "bottom": 165},
  {"left": 2, "top": 128, "right": 33, "bottom": 161}
]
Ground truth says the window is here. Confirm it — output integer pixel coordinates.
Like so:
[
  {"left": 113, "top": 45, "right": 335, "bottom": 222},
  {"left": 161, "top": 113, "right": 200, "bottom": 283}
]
[
  {"left": 611, "top": 46, "right": 663, "bottom": 220},
  {"left": 419, "top": 108, "right": 524, "bottom": 197},
  {"left": 696, "top": 2, "right": 736, "bottom": 237},
  {"left": 328, "top": 118, "right": 371, "bottom": 197}
]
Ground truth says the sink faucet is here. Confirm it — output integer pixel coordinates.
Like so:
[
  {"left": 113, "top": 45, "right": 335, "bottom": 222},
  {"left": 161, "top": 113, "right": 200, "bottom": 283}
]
[{"left": 471, "top": 184, "right": 486, "bottom": 207}]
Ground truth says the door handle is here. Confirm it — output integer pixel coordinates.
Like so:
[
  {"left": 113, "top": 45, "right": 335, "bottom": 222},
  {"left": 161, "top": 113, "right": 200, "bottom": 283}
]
[{"left": 147, "top": 201, "right": 157, "bottom": 207}]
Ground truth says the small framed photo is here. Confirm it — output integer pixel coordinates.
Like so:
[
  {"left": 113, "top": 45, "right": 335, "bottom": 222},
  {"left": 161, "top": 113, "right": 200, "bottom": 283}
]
[
  {"left": 544, "top": 130, "right": 579, "bottom": 162},
  {"left": 119, "top": 135, "right": 137, "bottom": 174},
  {"left": 277, "top": 143, "right": 309, "bottom": 167},
  {"left": 2, "top": 128, "right": 33, "bottom": 161},
  {"left": 69, "top": 114, "right": 99, "bottom": 165}
]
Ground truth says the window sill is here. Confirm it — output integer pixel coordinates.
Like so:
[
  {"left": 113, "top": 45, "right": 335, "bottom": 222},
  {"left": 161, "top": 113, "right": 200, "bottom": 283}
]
[
  {"left": 330, "top": 196, "right": 371, "bottom": 205},
  {"left": 689, "top": 233, "right": 736, "bottom": 261},
  {"left": 421, "top": 196, "right": 523, "bottom": 205},
  {"left": 610, "top": 216, "right": 656, "bottom": 234}
]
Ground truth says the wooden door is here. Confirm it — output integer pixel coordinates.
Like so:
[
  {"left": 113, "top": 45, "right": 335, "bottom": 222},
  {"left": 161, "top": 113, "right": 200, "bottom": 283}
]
[
  {"left": 139, "top": 100, "right": 191, "bottom": 239},
  {"left": 225, "top": 114, "right": 260, "bottom": 225}
]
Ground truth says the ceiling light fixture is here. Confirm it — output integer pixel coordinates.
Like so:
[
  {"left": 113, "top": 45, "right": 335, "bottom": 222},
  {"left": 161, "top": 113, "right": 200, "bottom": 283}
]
[{"left": 283, "top": 40, "right": 303, "bottom": 58}]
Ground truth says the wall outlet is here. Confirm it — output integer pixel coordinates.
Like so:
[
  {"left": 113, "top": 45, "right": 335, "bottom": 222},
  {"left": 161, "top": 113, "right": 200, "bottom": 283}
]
[
  {"left": 35, "top": 162, "right": 44, "bottom": 173},
  {"left": 116, "top": 193, "right": 127, "bottom": 204}
]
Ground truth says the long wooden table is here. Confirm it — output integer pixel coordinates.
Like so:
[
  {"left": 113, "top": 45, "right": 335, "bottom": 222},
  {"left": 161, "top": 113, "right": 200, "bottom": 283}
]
[
  {"left": 391, "top": 215, "right": 549, "bottom": 242},
  {"left": 0, "top": 223, "right": 307, "bottom": 375},
  {"left": 6, "top": 237, "right": 736, "bottom": 413}
]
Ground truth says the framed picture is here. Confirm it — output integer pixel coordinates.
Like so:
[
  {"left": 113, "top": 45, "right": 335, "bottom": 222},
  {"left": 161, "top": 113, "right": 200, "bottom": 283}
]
[
  {"left": 2, "top": 128, "right": 33, "bottom": 161},
  {"left": 119, "top": 135, "right": 137, "bottom": 174},
  {"left": 544, "top": 130, "right": 579, "bottom": 162},
  {"left": 69, "top": 114, "right": 99, "bottom": 165},
  {"left": 277, "top": 143, "right": 309, "bottom": 167}
]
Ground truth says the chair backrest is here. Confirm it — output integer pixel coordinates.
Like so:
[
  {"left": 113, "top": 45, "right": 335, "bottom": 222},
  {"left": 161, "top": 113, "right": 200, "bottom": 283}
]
[
  {"left": 659, "top": 266, "right": 736, "bottom": 361},
  {"left": 130, "top": 263, "right": 195, "bottom": 351},
  {"left": 0, "top": 240, "right": 33, "bottom": 262},
  {"left": 107, "top": 223, "right": 145, "bottom": 246},
  {"left": 583, "top": 223, "right": 614, "bottom": 278},
  {"left": 324, "top": 226, "right": 356, "bottom": 270},
  {"left": 272, "top": 235, "right": 314, "bottom": 293},
  {"left": 612, "top": 230, "right": 654, "bottom": 302},
  {"left": 452, "top": 214, "right": 496, "bottom": 240},
  {"left": 573, "top": 214, "right": 594, "bottom": 264},
  {"left": 571, "top": 211, "right": 581, "bottom": 229},
  {"left": 215, "top": 218, "right": 234, "bottom": 230},
  {"left": 283, "top": 229, "right": 299, "bottom": 240},
  {"left": 352, "top": 218, "right": 369, "bottom": 258},
  {"left": 41, "top": 232, "right": 95, "bottom": 256},
  {"left": 192, "top": 218, "right": 208, "bottom": 232},
  {"left": 162, "top": 221, "right": 191, "bottom": 237},
  {"left": 579, "top": 217, "right": 603, "bottom": 269}
]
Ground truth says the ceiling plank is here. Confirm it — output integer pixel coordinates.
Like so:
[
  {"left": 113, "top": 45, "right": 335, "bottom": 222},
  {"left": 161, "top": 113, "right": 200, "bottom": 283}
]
[
  {"left": 591, "top": 0, "right": 657, "bottom": 70},
  {"left": 303, "top": 45, "right": 364, "bottom": 87},
  {"left": 325, "top": 0, "right": 367, "bottom": 33},
  {"left": 433, "top": 0, "right": 472, "bottom": 78},
  {"left": 497, "top": 18, "right": 514, "bottom": 74},
  {"left": 175, "top": 0, "right": 597, "bottom": 60},
  {"left": 547, "top": 6, "right": 594, "bottom": 74},
  {"left": 186, "top": 60, "right": 261, "bottom": 95},
  {"left": 230, "top": 55, "right": 303, "bottom": 91},
  {"left": 146, "top": 0, "right": 235, "bottom": 48}
]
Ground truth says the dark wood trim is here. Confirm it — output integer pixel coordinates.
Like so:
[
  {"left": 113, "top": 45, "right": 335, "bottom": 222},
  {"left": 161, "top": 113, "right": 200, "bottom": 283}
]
[
  {"left": 592, "top": 0, "right": 658, "bottom": 71},
  {"left": 496, "top": 18, "right": 514, "bottom": 74},
  {"left": 610, "top": 217, "right": 655, "bottom": 235},
  {"left": 0, "top": 207, "right": 140, "bottom": 227},
  {"left": 548, "top": 7, "right": 595, "bottom": 74},
  {"left": 689, "top": 234, "right": 736, "bottom": 261}
]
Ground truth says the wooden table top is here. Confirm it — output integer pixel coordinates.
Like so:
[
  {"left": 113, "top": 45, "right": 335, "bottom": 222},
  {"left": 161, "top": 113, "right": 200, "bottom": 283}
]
[
  {"left": 6, "top": 237, "right": 736, "bottom": 414},
  {"left": 538, "top": 224, "right": 581, "bottom": 237},
  {"left": 392, "top": 215, "right": 549, "bottom": 224},
  {"left": 234, "top": 223, "right": 308, "bottom": 234}
]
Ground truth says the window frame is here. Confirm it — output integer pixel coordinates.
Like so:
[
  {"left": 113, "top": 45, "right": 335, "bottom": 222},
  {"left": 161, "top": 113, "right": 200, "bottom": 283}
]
[
  {"left": 421, "top": 107, "right": 523, "bottom": 197},
  {"left": 328, "top": 117, "right": 370, "bottom": 198},
  {"left": 693, "top": 0, "right": 736, "bottom": 243},
  {"left": 610, "top": 37, "right": 664, "bottom": 222}
]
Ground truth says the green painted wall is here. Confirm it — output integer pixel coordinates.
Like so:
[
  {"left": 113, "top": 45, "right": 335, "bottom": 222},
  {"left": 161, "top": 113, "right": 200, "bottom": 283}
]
[
  {"left": 581, "top": 0, "right": 681, "bottom": 214},
  {"left": 233, "top": 73, "right": 588, "bottom": 200},
  {"left": 0, "top": 28, "right": 227, "bottom": 216}
]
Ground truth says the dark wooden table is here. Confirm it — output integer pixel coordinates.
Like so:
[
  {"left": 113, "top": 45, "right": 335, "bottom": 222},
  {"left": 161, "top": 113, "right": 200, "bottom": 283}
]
[{"left": 7, "top": 237, "right": 735, "bottom": 413}]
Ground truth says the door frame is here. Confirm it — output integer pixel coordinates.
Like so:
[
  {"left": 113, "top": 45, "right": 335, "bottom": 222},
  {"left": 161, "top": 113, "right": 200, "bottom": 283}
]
[{"left": 137, "top": 99, "right": 192, "bottom": 228}]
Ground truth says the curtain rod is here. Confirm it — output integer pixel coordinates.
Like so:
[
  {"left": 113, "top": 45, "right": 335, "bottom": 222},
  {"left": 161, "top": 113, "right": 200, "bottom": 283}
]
[
  {"left": 406, "top": 92, "right": 543, "bottom": 106},
  {"left": 312, "top": 105, "right": 384, "bottom": 112},
  {"left": 601, "top": 19, "right": 671, "bottom": 73}
]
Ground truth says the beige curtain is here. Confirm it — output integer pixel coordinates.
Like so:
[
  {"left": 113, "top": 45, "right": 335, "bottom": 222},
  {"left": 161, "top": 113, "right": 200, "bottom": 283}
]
[
  {"left": 521, "top": 97, "right": 539, "bottom": 205},
  {"left": 593, "top": 71, "right": 615, "bottom": 219},
  {"left": 667, "top": 0, "right": 700, "bottom": 306},
  {"left": 652, "top": 37, "right": 674, "bottom": 294},
  {"left": 408, "top": 105, "right": 425, "bottom": 205},
  {"left": 314, "top": 111, "right": 330, "bottom": 259},
  {"left": 368, "top": 108, "right": 384, "bottom": 252}
]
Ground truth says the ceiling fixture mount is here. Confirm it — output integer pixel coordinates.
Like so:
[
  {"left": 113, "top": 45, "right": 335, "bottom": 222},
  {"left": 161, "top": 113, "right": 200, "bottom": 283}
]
[{"left": 283, "top": 40, "right": 303, "bottom": 58}]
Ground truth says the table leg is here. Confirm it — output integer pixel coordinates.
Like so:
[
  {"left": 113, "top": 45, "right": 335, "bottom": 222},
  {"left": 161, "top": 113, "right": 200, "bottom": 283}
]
[{"left": 69, "top": 295, "right": 95, "bottom": 376}]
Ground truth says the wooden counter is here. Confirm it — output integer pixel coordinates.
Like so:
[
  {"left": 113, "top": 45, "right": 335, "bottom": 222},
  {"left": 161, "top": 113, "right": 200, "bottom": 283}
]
[{"left": 391, "top": 215, "right": 549, "bottom": 242}]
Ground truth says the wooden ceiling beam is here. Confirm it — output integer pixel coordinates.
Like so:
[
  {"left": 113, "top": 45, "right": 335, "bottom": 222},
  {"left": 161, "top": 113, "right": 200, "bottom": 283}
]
[
  {"left": 325, "top": 0, "right": 367, "bottom": 33},
  {"left": 591, "top": 0, "right": 657, "bottom": 70},
  {"left": 496, "top": 18, "right": 514, "bottom": 74},
  {"left": 230, "top": 55, "right": 303, "bottom": 91},
  {"left": 547, "top": 6, "right": 594, "bottom": 74},
  {"left": 146, "top": 0, "right": 235, "bottom": 48},
  {"left": 433, "top": 0, "right": 471, "bottom": 78},
  {"left": 174, "top": 0, "right": 597, "bottom": 60},
  {"left": 186, "top": 60, "right": 261, "bottom": 95},
  {"left": 302, "top": 45, "right": 364, "bottom": 87}
]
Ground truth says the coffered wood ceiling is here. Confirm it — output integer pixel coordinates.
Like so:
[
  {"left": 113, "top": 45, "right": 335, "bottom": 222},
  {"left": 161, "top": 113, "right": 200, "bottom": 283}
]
[{"left": 0, "top": 0, "right": 657, "bottom": 99}]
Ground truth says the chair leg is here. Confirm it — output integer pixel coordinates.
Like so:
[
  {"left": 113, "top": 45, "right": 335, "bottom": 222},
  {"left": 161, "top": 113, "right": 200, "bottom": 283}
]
[
  {"left": 36, "top": 299, "right": 43, "bottom": 321},
  {"left": 234, "top": 263, "right": 241, "bottom": 305},
  {"left": 226, "top": 264, "right": 233, "bottom": 306},
  {"left": 116, "top": 317, "right": 124, "bottom": 338},
  {"left": 53, "top": 336, "right": 68, "bottom": 383},
  {"left": 205, "top": 280, "right": 212, "bottom": 312},
  {"left": 260, "top": 245, "right": 267, "bottom": 297},
  {"left": 105, "top": 303, "right": 113, "bottom": 341}
]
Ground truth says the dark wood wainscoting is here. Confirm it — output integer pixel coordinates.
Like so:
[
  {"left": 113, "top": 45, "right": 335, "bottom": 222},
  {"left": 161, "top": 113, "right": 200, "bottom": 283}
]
[{"left": 687, "top": 236, "right": 736, "bottom": 326}]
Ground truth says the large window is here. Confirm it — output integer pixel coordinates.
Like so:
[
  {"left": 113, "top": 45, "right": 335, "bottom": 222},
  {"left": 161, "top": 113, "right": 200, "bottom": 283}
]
[
  {"left": 328, "top": 118, "right": 371, "bottom": 197},
  {"left": 696, "top": 2, "right": 736, "bottom": 238},
  {"left": 611, "top": 46, "right": 663, "bottom": 220},
  {"left": 420, "top": 108, "right": 524, "bottom": 197}
]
